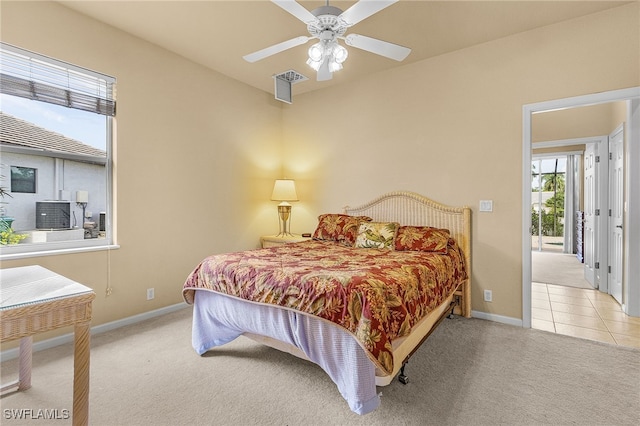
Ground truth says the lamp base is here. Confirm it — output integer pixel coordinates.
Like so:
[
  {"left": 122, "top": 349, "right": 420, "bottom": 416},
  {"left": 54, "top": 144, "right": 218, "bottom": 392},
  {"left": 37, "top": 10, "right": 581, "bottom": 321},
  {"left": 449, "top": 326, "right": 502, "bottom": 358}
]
[
  {"left": 275, "top": 232, "right": 295, "bottom": 237},
  {"left": 277, "top": 203, "right": 293, "bottom": 237}
]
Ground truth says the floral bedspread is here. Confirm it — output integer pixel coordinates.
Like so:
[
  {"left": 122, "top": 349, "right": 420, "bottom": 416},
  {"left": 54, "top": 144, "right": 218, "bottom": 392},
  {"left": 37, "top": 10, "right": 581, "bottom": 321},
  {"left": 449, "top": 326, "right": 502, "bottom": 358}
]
[{"left": 183, "top": 239, "right": 467, "bottom": 375}]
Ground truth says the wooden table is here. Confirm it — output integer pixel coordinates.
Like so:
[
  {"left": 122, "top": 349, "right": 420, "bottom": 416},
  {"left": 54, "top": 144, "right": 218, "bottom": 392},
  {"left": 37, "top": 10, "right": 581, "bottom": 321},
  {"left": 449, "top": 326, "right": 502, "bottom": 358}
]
[{"left": 0, "top": 265, "right": 95, "bottom": 426}]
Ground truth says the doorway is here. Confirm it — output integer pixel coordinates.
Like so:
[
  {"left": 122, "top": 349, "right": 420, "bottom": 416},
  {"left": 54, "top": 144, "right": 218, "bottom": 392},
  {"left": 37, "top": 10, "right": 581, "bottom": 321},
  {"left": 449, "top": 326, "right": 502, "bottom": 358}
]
[
  {"left": 531, "top": 153, "right": 592, "bottom": 291},
  {"left": 522, "top": 87, "right": 640, "bottom": 330}
]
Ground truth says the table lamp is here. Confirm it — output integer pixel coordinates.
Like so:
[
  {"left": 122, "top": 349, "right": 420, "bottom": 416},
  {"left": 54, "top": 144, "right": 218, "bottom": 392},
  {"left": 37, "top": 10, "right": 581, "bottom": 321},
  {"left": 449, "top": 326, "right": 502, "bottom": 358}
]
[{"left": 271, "top": 179, "right": 298, "bottom": 236}]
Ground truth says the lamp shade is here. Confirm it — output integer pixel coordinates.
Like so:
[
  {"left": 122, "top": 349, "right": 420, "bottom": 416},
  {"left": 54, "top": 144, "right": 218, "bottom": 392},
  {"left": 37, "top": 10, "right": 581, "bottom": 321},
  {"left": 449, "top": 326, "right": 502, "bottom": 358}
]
[{"left": 271, "top": 179, "right": 298, "bottom": 201}]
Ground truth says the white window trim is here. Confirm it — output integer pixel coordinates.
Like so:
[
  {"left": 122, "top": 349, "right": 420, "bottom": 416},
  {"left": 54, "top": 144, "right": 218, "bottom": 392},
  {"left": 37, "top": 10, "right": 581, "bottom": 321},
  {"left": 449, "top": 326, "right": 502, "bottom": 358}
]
[
  {"left": 0, "top": 243, "right": 120, "bottom": 261},
  {"left": 0, "top": 44, "right": 116, "bottom": 259}
]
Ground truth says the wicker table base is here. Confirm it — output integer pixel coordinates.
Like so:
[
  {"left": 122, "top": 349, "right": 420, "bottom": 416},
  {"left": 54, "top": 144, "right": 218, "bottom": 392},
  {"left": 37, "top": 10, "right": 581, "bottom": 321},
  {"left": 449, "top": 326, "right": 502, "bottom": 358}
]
[{"left": 1, "top": 266, "right": 95, "bottom": 426}]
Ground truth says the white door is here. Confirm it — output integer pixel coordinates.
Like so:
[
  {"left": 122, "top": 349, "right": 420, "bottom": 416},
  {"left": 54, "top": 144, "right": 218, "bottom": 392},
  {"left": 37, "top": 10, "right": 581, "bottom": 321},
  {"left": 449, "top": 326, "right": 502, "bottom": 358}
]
[
  {"left": 609, "top": 126, "right": 624, "bottom": 304},
  {"left": 583, "top": 144, "right": 596, "bottom": 287}
]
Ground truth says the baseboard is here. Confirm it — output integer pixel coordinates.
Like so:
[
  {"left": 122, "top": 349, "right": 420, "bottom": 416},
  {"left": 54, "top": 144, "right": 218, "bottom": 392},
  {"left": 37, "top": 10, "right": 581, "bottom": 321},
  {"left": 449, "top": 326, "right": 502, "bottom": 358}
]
[
  {"left": 0, "top": 302, "right": 189, "bottom": 362},
  {"left": 471, "top": 310, "right": 523, "bottom": 327}
]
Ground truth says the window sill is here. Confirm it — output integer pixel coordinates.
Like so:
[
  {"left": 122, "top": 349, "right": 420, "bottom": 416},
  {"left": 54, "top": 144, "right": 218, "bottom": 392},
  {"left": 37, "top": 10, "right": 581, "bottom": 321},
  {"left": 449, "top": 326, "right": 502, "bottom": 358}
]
[{"left": 0, "top": 243, "right": 120, "bottom": 261}]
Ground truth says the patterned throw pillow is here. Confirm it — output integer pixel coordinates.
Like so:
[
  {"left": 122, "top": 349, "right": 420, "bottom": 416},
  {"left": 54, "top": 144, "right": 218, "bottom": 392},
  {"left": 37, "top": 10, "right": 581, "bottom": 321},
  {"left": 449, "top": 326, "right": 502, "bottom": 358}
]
[
  {"left": 394, "top": 226, "right": 450, "bottom": 253},
  {"left": 312, "top": 214, "right": 372, "bottom": 246},
  {"left": 355, "top": 222, "right": 400, "bottom": 250}
]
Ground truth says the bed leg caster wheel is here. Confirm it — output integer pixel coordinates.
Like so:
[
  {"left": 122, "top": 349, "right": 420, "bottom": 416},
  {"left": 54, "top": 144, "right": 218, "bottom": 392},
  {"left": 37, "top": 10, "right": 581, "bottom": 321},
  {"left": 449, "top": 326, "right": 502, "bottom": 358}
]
[
  {"left": 447, "top": 306, "right": 455, "bottom": 319},
  {"left": 398, "top": 363, "right": 409, "bottom": 384}
]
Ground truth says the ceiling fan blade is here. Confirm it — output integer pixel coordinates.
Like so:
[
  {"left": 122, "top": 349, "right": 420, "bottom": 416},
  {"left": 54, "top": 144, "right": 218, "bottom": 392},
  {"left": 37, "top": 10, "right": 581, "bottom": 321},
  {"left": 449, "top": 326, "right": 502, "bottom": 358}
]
[
  {"left": 339, "top": 0, "right": 397, "bottom": 27},
  {"left": 271, "top": 0, "right": 320, "bottom": 25},
  {"left": 243, "top": 36, "right": 311, "bottom": 63},
  {"left": 344, "top": 34, "right": 411, "bottom": 61},
  {"left": 317, "top": 59, "right": 333, "bottom": 81}
]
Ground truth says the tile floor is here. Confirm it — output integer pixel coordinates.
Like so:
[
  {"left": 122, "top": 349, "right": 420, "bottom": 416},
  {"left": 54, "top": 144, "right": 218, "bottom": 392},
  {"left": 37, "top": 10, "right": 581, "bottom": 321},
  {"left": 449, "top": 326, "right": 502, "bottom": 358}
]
[{"left": 532, "top": 282, "right": 640, "bottom": 349}]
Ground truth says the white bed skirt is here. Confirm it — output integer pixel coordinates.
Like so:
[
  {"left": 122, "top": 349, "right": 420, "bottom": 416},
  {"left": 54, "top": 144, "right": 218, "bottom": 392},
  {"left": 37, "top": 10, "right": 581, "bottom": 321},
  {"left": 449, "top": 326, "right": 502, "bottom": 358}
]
[{"left": 191, "top": 290, "right": 380, "bottom": 415}]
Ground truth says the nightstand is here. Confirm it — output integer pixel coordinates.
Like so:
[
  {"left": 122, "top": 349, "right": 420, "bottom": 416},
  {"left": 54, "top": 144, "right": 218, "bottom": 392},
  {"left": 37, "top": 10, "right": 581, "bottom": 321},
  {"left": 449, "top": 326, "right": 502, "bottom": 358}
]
[{"left": 261, "top": 234, "right": 311, "bottom": 248}]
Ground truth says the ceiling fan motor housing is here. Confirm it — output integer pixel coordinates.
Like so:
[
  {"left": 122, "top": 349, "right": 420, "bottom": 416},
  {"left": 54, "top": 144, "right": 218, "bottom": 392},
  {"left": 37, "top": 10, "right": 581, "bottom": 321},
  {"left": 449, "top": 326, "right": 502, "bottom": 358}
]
[{"left": 307, "top": 5, "right": 347, "bottom": 39}]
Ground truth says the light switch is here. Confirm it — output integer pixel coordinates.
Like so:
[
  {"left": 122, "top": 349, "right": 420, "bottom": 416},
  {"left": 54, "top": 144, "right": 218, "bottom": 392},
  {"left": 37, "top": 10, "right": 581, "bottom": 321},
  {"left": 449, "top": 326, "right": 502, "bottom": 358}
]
[{"left": 479, "top": 200, "right": 493, "bottom": 212}]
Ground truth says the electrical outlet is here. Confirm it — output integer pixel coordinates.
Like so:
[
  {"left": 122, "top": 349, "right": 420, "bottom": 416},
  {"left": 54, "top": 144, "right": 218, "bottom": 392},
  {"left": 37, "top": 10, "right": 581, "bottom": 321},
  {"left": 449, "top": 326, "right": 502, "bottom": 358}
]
[
  {"left": 146, "top": 288, "right": 155, "bottom": 300},
  {"left": 484, "top": 289, "right": 492, "bottom": 302}
]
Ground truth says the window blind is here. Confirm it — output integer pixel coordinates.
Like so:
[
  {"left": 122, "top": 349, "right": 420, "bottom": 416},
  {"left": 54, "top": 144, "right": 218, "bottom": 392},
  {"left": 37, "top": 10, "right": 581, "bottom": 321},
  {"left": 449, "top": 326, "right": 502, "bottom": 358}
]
[{"left": 0, "top": 42, "right": 116, "bottom": 116}]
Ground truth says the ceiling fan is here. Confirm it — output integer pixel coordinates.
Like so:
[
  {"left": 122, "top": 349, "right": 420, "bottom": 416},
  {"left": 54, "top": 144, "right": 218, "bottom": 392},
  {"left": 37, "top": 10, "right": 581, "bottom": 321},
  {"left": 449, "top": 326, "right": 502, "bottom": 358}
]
[{"left": 243, "top": 0, "right": 411, "bottom": 81}]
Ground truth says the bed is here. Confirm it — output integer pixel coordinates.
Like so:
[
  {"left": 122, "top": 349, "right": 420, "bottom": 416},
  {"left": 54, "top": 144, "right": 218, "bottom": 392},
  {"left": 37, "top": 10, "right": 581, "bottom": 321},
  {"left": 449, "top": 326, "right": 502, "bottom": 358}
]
[{"left": 182, "top": 191, "right": 471, "bottom": 415}]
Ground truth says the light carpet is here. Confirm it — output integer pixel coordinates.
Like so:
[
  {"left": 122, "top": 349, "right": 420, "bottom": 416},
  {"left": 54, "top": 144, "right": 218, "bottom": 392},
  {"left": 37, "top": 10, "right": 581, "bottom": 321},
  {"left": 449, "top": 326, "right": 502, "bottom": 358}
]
[
  {"left": 532, "top": 251, "right": 593, "bottom": 289},
  {"left": 1, "top": 307, "right": 638, "bottom": 425}
]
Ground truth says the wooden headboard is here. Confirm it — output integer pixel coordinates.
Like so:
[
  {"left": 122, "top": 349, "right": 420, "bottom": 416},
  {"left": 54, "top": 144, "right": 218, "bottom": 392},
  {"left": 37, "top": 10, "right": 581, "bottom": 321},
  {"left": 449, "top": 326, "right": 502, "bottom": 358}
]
[{"left": 344, "top": 191, "right": 472, "bottom": 317}]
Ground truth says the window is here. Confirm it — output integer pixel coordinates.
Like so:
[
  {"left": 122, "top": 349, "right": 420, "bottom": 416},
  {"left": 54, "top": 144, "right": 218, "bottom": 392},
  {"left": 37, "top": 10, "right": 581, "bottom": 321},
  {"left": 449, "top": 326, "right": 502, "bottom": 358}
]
[
  {"left": 10, "top": 166, "right": 36, "bottom": 193},
  {"left": 531, "top": 156, "right": 567, "bottom": 250},
  {"left": 0, "top": 42, "right": 116, "bottom": 257}
]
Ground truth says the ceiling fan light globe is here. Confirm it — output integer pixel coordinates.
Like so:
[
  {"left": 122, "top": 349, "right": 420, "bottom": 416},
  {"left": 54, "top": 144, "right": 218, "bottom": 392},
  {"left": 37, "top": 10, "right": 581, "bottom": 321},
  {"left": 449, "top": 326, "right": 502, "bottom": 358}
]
[
  {"left": 306, "top": 58, "right": 322, "bottom": 71},
  {"left": 328, "top": 60, "right": 342, "bottom": 73},
  {"left": 308, "top": 43, "right": 324, "bottom": 62},
  {"left": 333, "top": 45, "right": 348, "bottom": 64}
]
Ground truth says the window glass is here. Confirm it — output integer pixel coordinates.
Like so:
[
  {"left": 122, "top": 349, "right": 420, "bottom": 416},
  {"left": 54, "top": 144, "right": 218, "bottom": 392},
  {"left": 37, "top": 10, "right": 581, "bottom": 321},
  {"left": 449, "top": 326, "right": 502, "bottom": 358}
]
[
  {"left": 10, "top": 166, "right": 36, "bottom": 193},
  {"left": 531, "top": 157, "right": 567, "bottom": 240},
  {"left": 0, "top": 44, "right": 115, "bottom": 256}
]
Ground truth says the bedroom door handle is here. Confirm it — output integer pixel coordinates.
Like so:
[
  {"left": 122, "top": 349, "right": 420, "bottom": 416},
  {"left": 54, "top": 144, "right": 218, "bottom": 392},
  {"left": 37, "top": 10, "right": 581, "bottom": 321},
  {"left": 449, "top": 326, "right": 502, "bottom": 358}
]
[{"left": 616, "top": 225, "right": 623, "bottom": 229}]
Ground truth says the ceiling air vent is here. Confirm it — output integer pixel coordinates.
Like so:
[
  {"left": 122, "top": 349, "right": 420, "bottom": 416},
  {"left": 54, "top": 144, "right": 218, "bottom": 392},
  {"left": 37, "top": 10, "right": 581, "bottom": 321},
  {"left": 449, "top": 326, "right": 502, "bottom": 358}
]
[
  {"left": 274, "top": 70, "right": 309, "bottom": 84},
  {"left": 273, "top": 70, "right": 308, "bottom": 104}
]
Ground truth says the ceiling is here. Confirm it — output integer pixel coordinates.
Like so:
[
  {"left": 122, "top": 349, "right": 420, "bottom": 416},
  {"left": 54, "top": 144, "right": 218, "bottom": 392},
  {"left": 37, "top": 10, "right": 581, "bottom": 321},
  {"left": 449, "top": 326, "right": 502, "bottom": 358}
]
[{"left": 58, "top": 0, "right": 629, "bottom": 97}]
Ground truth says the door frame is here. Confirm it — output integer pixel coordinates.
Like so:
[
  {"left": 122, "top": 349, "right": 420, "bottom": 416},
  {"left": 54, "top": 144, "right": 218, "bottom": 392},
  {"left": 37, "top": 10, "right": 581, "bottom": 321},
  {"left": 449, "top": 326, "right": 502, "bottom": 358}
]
[
  {"left": 522, "top": 87, "right": 640, "bottom": 327},
  {"left": 608, "top": 124, "right": 625, "bottom": 304},
  {"left": 583, "top": 137, "right": 610, "bottom": 292},
  {"left": 531, "top": 138, "right": 608, "bottom": 290}
]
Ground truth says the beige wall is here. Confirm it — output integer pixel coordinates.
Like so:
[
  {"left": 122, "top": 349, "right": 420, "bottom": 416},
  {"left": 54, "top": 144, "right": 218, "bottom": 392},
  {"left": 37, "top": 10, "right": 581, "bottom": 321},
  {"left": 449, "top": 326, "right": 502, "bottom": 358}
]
[
  {"left": 0, "top": 1, "right": 638, "bottom": 342},
  {"left": 281, "top": 3, "right": 639, "bottom": 320},
  {"left": 533, "top": 102, "right": 628, "bottom": 143},
  {"left": 0, "top": 1, "right": 284, "bottom": 343},
  {"left": 533, "top": 104, "right": 615, "bottom": 143}
]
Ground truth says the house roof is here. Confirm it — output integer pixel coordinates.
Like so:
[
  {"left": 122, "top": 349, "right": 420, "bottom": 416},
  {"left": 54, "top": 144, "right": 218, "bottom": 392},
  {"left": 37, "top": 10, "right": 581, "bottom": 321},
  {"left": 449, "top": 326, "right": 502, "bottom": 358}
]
[{"left": 0, "top": 111, "right": 106, "bottom": 158}]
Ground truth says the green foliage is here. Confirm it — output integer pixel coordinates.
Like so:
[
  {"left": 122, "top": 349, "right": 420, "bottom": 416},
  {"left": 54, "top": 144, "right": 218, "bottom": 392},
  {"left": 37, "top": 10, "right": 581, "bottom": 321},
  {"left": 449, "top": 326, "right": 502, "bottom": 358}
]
[
  {"left": 0, "top": 228, "right": 27, "bottom": 245},
  {"left": 532, "top": 167, "right": 565, "bottom": 237},
  {"left": 542, "top": 173, "right": 565, "bottom": 193},
  {"left": 531, "top": 208, "right": 564, "bottom": 237}
]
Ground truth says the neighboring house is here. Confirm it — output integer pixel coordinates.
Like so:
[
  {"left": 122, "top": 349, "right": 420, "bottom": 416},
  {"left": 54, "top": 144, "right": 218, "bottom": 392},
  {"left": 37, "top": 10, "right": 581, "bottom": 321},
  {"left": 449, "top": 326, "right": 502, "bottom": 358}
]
[{"left": 0, "top": 111, "right": 106, "bottom": 232}]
